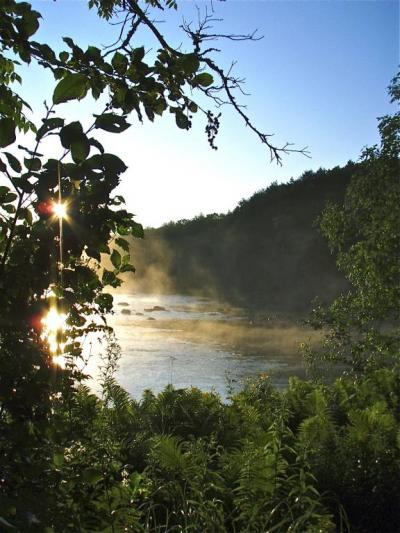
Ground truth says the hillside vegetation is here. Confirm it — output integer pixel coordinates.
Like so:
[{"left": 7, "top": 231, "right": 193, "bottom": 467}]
[{"left": 132, "top": 164, "right": 355, "bottom": 313}]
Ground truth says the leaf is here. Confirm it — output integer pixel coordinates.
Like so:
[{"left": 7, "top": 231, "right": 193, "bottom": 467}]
[
  {"left": 62, "top": 37, "right": 75, "bottom": 49},
  {"left": 89, "top": 138, "right": 104, "bottom": 154},
  {"left": 3, "top": 192, "right": 18, "bottom": 203},
  {"left": 86, "top": 247, "right": 100, "bottom": 261},
  {"left": 0, "top": 118, "right": 16, "bottom": 148},
  {"left": 193, "top": 72, "right": 213, "bottom": 88},
  {"left": 23, "top": 208, "right": 33, "bottom": 225},
  {"left": 85, "top": 153, "right": 127, "bottom": 174},
  {"left": 82, "top": 467, "right": 102, "bottom": 485},
  {"left": 59, "top": 51, "right": 69, "bottom": 62},
  {"left": 98, "top": 243, "right": 109, "bottom": 254},
  {"left": 35, "top": 43, "right": 55, "bottom": 62},
  {"left": 95, "top": 293, "right": 113, "bottom": 311},
  {"left": 115, "top": 237, "right": 130, "bottom": 252},
  {"left": 131, "top": 221, "right": 144, "bottom": 239},
  {"left": 3, "top": 152, "right": 22, "bottom": 173},
  {"left": 102, "top": 269, "right": 116, "bottom": 286},
  {"left": 121, "top": 253, "right": 130, "bottom": 265},
  {"left": 60, "top": 122, "right": 83, "bottom": 149},
  {"left": 175, "top": 111, "right": 190, "bottom": 130},
  {"left": 24, "top": 157, "right": 41, "bottom": 171},
  {"left": 53, "top": 452, "right": 64, "bottom": 467},
  {"left": 17, "top": 10, "right": 40, "bottom": 37},
  {"left": 112, "top": 194, "right": 125, "bottom": 206},
  {"left": 101, "top": 153, "right": 128, "bottom": 174},
  {"left": 179, "top": 53, "right": 199, "bottom": 76},
  {"left": 131, "top": 46, "right": 145, "bottom": 62},
  {"left": 112, "top": 52, "right": 128, "bottom": 74},
  {"left": 36, "top": 117, "right": 64, "bottom": 140},
  {"left": 53, "top": 73, "right": 88, "bottom": 104},
  {"left": 94, "top": 113, "right": 130, "bottom": 133},
  {"left": 71, "top": 137, "right": 90, "bottom": 163},
  {"left": 120, "top": 263, "right": 135, "bottom": 273},
  {"left": 85, "top": 46, "right": 101, "bottom": 62},
  {"left": 110, "top": 249, "right": 121, "bottom": 269}
]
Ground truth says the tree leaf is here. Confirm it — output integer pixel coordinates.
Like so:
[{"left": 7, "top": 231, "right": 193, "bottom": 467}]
[
  {"left": 179, "top": 53, "right": 199, "bottom": 76},
  {"left": 14, "top": 10, "right": 40, "bottom": 38},
  {"left": 115, "top": 237, "right": 130, "bottom": 252},
  {"left": 23, "top": 208, "right": 33, "bottom": 225},
  {"left": 60, "top": 122, "right": 83, "bottom": 148},
  {"left": 111, "top": 52, "right": 128, "bottom": 74},
  {"left": 4, "top": 152, "right": 22, "bottom": 173},
  {"left": 82, "top": 467, "right": 102, "bottom": 485},
  {"left": 102, "top": 269, "right": 116, "bottom": 286},
  {"left": 85, "top": 46, "right": 101, "bottom": 62},
  {"left": 94, "top": 113, "right": 130, "bottom": 133},
  {"left": 175, "top": 111, "right": 190, "bottom": 130},
  {"left": 120, "top": 263, "right": 135, "bottom": 273},
  {"left": 110, "top": 249, "right": 121, "bottom": 269},
  {"left": 53, "top": 73, "right": 88, "bottom": 104},
  {"left": 36, "top": 117, "right": 64, "bottom": 140},
  {"left": 131, "top": 46, "right": 145, "bottom": 62},
  {"left": 131, "top": 221, "right": 144, "bottom": 238},
  {"left": 3, "top": 192, "right": 18, "bottom": 203},
  {"left": 95, "top": 293, "right": 113, "bottom": 312},
  {"left": 24, "top": 157, "right": 41, "bottom": 171},
  {"left": 188, "top": 101, "right": 198, "bottom": 113},
  {"left": 0, "top": 118, "right": 16, "bottom": 148},
  {"left": 71, "top": 137, "right": 90, "bottom": 163},
  {"left": 89, "top": 138, "right": 104, "bottom": 154},
  {"left": 193, "top": 72, "right": 213, "bottom": 88},
  {"left": 53, "top": 452, "right": 64, "bottom": 467},
  {"left": 86, "top": 247, "right": 100, "bottom": 261},
  {"left": 59, "top": 51, "right": 69, "bottom": 62},
  {"left": 101, "top": 153, "right": 128, "bottom": 174}
]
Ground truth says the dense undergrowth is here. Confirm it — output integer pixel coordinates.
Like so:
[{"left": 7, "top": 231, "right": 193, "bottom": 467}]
[{"left": 3, "top": 364, "right": 400, "bottom": 532}]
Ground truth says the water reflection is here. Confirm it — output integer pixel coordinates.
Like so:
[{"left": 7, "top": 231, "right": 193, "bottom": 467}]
[{"left": 88, "top": 293, "right": 317, "bottom": 400}]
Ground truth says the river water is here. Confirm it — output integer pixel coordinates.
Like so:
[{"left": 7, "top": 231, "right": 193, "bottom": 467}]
[{"left": 86, "top": 293, "right": 317, "bottom": 400}]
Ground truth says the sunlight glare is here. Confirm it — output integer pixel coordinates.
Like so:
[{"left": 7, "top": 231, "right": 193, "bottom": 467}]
[
  {"left": 43, "top": 308, "right": 67, "bottom": 331},
  {"left": 53, "top": 202, "right": 67, "bottom": 219},
  {"left": 52, "top": 354, "right": 66, "bottom": 369},
  {"left": 41, "top": 308, "right": 67, "bottom": 365}
]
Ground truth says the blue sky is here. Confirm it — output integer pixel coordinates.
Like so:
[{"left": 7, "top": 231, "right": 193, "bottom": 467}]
[{"left": 22, "top": 0, "right": 400, "bottom": 226}]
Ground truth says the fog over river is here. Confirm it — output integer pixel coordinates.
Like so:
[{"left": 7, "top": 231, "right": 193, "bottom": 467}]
[{"left": 86, "top": 294, "right": 320, "bottom": 400}]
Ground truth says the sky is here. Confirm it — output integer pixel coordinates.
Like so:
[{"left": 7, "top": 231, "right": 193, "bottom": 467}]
[{"left": 20, "top": 0, "right": 400, "bottom": 227}]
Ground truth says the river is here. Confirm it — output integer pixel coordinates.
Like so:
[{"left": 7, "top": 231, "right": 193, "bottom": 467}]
[{"left": 86, "top": 293, "right": 319, "bottom": 400}]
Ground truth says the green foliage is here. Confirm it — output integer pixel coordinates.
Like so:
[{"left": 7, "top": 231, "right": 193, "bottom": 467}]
[
  {"left": 2, "top": 363, "right": 398, "bottom": 531},
  {"left": 306, "top": 74, "right": 400, "bottom": 375}
]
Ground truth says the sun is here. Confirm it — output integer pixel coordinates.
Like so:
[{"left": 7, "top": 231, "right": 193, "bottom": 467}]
[{"left": 53, "top": 202, "right": 67, "bottom": 219}]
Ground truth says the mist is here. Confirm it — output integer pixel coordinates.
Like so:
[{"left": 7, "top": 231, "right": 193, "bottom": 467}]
[{"left": 119, "top": 164, "right": 352, "bottom": 317}]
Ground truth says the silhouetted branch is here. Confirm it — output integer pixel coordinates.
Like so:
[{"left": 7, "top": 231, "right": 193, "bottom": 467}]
[{"left": 103, "top": 0, "right": 310, "bottom": 164}]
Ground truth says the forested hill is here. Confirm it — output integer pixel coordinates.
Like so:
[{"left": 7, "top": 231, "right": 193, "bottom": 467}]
[{"left": 131, "top": 163, "right": 356, "bottom": 314}]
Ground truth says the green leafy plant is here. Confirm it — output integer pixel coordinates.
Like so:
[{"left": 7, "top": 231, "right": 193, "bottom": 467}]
[{"left": 306, "top": 72, "right": 400, "bottom": 376}]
